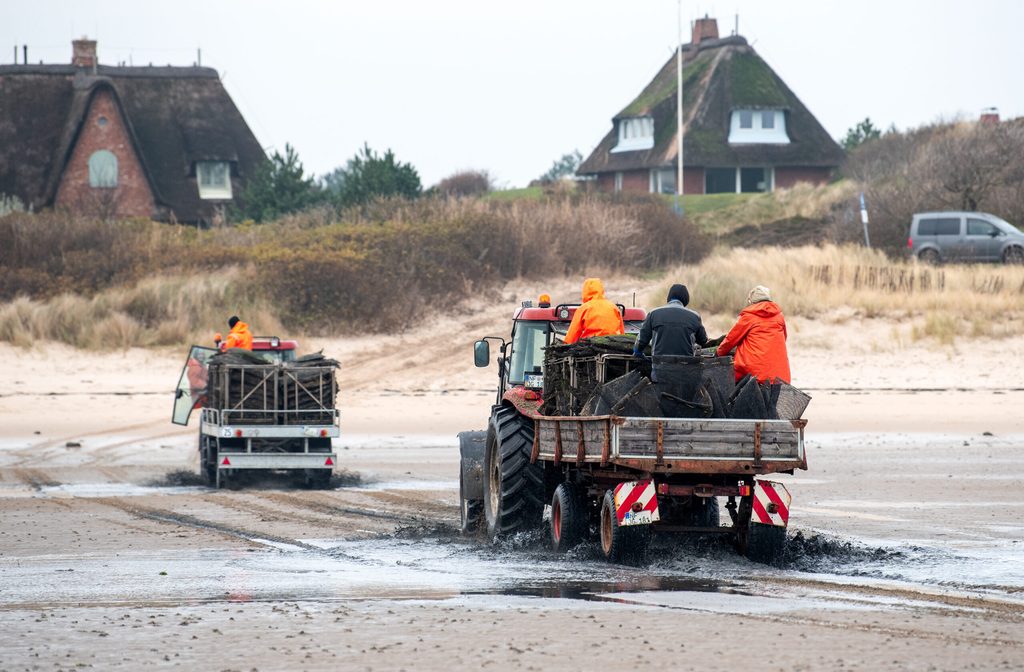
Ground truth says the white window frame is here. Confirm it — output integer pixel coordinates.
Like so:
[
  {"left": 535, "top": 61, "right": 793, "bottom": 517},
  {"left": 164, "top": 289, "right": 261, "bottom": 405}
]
[
  {"left": 197, "top": 161, "right": 233, "bottom": 200},
  {"left": 728, "top": 109, "right": 790, "bottom": 144},
  {"left": 88, "top": 150, "right": 118, "bottom": 188},
  {"left": 612, "top": 116, "right": 655, "bottom": 152},
  {"left": 731, "top": 166, "right": 775, "bottom": 193},
  {"left": 649, "top": 168, "right": 677, "bottom": 195}
]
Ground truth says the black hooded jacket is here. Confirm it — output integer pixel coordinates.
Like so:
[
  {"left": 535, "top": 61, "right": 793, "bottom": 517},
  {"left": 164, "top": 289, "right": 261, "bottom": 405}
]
[{"left": 634, "top": 300, "right": 709, "bottom": 358}]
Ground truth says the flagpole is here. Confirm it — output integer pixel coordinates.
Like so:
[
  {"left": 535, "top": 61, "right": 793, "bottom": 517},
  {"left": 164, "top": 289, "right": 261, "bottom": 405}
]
[{"left": 675, "top": 0, "right": 685, "bottom": 216}]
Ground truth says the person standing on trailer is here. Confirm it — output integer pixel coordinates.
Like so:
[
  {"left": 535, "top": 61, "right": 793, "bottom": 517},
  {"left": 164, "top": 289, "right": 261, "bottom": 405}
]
[
  {"left": 563, "top": 277, "right": 625, "bottom": 344},
  {"left": 716, "top": 285, "right": 790, "bottom": 383},
  {"left": 632, "top": 283, "right": 709, "bottom": 381},
  {"left": 217, "top": 316, "right": 254, "bottom": 352}
]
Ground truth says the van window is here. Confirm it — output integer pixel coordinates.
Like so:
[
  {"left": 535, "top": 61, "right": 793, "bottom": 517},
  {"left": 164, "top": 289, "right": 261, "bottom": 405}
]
[
  {"left": 918, "top": 217, "right": 962, "bottom": 236},
  {"left": 967, "top": 218, "right": 997, "bottom": 236}
]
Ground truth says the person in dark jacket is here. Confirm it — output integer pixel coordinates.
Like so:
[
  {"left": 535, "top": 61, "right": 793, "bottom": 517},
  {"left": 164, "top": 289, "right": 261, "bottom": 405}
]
[{"left": 633, "top": 284, "right": 708, "bottom": 381}]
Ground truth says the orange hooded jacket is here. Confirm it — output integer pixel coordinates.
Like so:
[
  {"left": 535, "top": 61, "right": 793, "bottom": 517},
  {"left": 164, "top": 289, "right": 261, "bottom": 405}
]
[
  {"left": 716, "top": 301, "right": 790, "bottom": 383},
  {"left": 222, "top": 321, "right": 254, "bottom": 351},
  {"left": 564, "top": 278, "right": 625, "bottom": 344}
]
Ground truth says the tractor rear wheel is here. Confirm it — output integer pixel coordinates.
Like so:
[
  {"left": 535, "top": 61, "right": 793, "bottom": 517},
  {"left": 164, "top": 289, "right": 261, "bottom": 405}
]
[
  {"left": 599, "top": 490, "right": 649, "bottom": 564},
  {"left": 550, "top": 482, "right": 586, "bottom": 553},
  {"left": 483, "top": 406, "right": 544, "bottom": 540}
]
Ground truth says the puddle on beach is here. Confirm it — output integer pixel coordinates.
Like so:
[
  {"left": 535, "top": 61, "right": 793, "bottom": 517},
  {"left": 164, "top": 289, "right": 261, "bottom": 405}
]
[{"left": 3, "top": 527, "right": 1021, "bottom": 614}]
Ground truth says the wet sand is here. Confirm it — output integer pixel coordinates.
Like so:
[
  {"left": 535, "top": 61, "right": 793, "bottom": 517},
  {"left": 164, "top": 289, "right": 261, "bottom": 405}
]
[{"left": 2, "top": 313, "right": 1024, "bottom": 670}]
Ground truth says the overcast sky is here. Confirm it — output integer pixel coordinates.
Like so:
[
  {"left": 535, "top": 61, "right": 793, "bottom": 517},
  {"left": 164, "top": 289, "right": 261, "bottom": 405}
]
[{"left": 4, "top": 0, "right": 1023, "bottom": 188}]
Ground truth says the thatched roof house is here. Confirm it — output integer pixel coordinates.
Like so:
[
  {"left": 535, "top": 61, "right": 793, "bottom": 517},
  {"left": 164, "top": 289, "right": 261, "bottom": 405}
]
[
  {"left": 578, "top": 18, "right": 844, "bottom": 195},
  {"left": 0, "top": 39, "right": 265, "bottom": 224}
]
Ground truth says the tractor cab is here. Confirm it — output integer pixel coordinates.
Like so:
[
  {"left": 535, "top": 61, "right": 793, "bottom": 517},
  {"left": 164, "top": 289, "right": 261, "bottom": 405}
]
[
  {"left": 172, "top": 336, "right": 300, "bottom": 425},
  {"left": 474, "top": 294, "right": 645, "bottom": 400}
]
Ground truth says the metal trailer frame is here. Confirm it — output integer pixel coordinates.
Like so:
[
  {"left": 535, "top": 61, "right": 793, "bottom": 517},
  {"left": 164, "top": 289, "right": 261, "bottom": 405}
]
[
  {"left": 201, "top": 362, "right": 341, "bottom": 487},
  {"left": 529, "top": 414, "right": 804, "bottom": 549},
  {"left": 530, "top": 352, "right": 806, "bottom": 555}
]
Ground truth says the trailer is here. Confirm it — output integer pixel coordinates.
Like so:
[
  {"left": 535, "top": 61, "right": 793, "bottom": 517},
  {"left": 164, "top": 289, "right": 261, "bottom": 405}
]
[
  {"left": 459, "top": 295, "right": 808, "bottom": 563},
  {"left": 172, "top": 339, "right": 340, "bottom": 488}
]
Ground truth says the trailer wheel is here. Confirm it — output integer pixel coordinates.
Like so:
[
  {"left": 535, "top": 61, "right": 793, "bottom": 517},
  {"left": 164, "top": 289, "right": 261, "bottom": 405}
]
[
  {"left": 200, "top": 437, "right": 218, "bottom": 488},
  {"left": 742, "top": 523, "right": 787, "bottom": 565},
  {"left": 483, "top": 406, "right": 544, "bottom": 540},
  {"left": 459, "top": 467, "right": 482, "bottom": 535},
  {"left": 550, "top": 482, "right": 586, "bottom": 553},
  {"left": 306, "top": 469, "right": 332, "bottom": 490},
  {"left": 599, "top": 490, "right": 649, "bottom": 564}
]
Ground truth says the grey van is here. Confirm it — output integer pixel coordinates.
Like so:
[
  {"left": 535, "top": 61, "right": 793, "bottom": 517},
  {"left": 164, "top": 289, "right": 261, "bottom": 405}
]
[{"left": 909, "top": 211, "right": 1024, "bottom": 264}]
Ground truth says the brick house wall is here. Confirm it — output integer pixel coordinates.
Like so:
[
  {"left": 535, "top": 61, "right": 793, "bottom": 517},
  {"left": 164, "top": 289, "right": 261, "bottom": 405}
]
[
  {"left": 773, "top": 166, "right": 832, "bottom": 190},
  {"left": 55, "top": 88, "right": 155, "bottom": 218},
  {"left": 596, "top": 167, "right": 705, "bottom": 195}
]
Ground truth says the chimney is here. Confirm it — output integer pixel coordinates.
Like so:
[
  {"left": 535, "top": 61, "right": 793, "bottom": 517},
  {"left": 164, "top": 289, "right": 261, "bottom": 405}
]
[
  {"left": 691, "top": 15, "right": 719, "bottom": 45},
  {"left": 72, "top": 37, "right": 97, "bottom": 68},
  {"left": 980, "top": 107, "right": 1000, "bottom": 125}
]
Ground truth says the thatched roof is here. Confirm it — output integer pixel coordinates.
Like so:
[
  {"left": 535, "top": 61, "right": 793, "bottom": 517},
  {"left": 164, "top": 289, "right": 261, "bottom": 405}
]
[
  {"left": 0, "top": 64, "right": 265, "bottom": 222},
  {"left": 577, "top": 36, "right": 844, "bottom": 175}
]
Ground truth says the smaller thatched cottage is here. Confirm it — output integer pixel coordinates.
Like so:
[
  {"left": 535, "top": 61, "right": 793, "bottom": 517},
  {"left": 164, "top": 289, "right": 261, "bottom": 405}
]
[
  {"left": 0, "top": 38, "right": 265, "bottom": 224},
  {"left": 578, "top": 18, "right": 844, "bottom": 195}
]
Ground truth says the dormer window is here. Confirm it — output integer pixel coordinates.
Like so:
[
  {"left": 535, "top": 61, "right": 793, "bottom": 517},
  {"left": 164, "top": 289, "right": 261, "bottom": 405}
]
[
  {"left": 197, "top": 161, "right": 232, "bottom": 200},
  {"left": 612, "top": 116, "right": 654, "bottom": 152},
  {"left": 728, "top": 109, "right": 789, "bottom": 144}
]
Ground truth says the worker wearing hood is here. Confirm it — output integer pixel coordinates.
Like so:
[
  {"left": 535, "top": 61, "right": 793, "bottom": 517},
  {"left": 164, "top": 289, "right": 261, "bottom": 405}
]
[
  {"left": 564, "top": 278, "right": 625, "bottom": 344},
  {"left": 716, "top": 285, "right": 790, "bottom": 383},
  {"left": 221, "top": 316, "right": 254, "bottom": 351}
]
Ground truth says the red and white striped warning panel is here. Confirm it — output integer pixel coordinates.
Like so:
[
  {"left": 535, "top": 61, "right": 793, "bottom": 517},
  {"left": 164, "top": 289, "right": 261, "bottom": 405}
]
[
  {"left": 751, "top": 480, "right": 791, "bottom": 528},
  {"left": 613, "top": 480, "right": 660, "bottom": 526}
]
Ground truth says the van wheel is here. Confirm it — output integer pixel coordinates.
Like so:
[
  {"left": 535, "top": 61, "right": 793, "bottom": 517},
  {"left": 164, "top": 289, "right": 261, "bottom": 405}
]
[
  {"left": 918, "top": 249, "right": 940, "bottom": 265},
  {"left": 1003, "top": 246, "right": 1024, "bottom": 265}
]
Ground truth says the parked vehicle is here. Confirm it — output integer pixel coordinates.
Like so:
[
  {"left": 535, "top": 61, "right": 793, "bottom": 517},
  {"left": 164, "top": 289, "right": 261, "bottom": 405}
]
[{"left": 909, "top": 211, "right": 1024, "bottom": 264}]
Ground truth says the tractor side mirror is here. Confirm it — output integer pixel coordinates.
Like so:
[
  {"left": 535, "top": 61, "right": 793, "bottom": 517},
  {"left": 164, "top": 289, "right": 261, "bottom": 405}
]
[{"left": 473, "top": 340, "right": 490, "bottom": 367}]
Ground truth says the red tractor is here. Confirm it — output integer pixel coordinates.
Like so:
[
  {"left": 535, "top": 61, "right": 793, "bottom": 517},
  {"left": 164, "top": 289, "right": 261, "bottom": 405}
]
[
  {"left": 457, "top": 295, "right": 646, "bottom": 538},
  {"left": 459, "top": 295, "right": 807, "bottom": 563}
]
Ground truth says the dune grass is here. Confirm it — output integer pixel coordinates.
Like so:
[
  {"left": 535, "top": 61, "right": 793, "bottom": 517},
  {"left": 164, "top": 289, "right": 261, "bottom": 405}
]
[
  {"left": 0, "top": 270, "right": 280, "bottom": 349},
  {"left": 648, "top": 243, "right": 1024, "bottom": 343}
]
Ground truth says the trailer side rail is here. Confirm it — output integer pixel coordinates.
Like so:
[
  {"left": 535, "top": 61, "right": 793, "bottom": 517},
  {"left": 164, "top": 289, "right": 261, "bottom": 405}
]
[{"left": 533, "top": 415, "right": 805, "bottom": 474}]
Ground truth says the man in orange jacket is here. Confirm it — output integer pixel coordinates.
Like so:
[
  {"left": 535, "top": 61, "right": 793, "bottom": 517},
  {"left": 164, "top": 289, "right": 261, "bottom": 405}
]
[
  {"left": 564, "top": 278, "right": 625, "bottom": 344},
  {"left": 716, "top": 285, "right": 790, "bottom": 383},
  {"left": 220, "top": 316, "right": 254, "bottom": 351}
]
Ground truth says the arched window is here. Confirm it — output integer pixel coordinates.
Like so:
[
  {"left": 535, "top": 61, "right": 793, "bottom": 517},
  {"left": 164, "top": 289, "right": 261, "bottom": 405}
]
[{"left": 88, "top": 150, "right": 118, "bottom": 188}]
